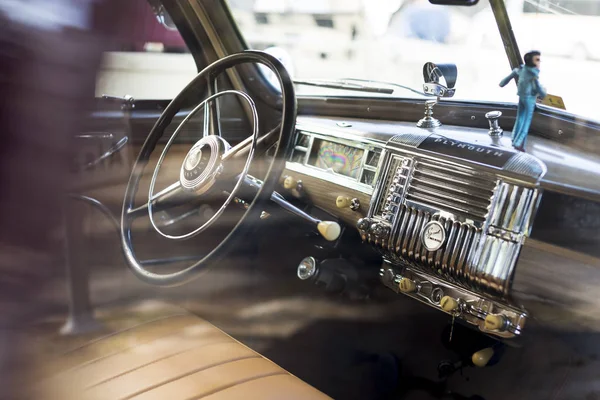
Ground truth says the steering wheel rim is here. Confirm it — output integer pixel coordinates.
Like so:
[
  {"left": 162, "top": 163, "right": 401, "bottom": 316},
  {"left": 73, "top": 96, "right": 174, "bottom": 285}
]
[{"left": 120, "top": 50, "right": 297, "bottom": 287}]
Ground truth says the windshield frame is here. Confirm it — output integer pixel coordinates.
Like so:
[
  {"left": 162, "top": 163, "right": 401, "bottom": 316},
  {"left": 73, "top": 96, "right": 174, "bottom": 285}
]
[{"left": 490, "top": 0, "right": 524, "bottom": 69}]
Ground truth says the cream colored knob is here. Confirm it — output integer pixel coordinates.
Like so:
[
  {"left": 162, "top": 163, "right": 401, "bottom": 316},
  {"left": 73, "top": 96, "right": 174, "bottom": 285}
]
[
  {"left": 317, "top": 221, "right": 341, "bottom": 241},
  {"left": 283, "top": 176, "right": 297, "bottom": 190},
  {"left": 336, "top": 196, "right": 351, "bottom": 209},
  {"left": 398, "top": 278, "right": 417, "bottom": 293},
  {"left": 440, "top": 296, "right": 459, "bottom": 312},
  {"left": 472, "top": 347, "right": 494, "bottom": 368},
  {"left": 484, "top": 314, "right": 506, "bottom": 331}
]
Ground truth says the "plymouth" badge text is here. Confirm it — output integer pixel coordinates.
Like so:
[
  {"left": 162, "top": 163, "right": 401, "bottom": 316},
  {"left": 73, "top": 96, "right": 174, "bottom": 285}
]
[
  {"left": 430, "top": 137, "right": 506, "bottom": 157},
  {"left": 417, "top": 134, "right": 515, "bottom": 168}
]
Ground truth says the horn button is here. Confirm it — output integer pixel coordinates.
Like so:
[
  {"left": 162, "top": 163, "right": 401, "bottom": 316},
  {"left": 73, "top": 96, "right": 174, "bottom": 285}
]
[{"left": 180, "top": 136, "right": 230, "bottom": 194}]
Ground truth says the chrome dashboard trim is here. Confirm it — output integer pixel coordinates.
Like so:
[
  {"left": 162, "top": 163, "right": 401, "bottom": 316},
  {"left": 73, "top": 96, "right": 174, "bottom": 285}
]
[
  {"left": 289, "top": 117, "right": 552, "bottom": 339},
  {"left": 295, "top": 121, "right": 387, "bottom": 146},
  {"left": 286, "top": 123, "right": 386, "bottom": 195},
  {"left": 381, "top": 263, "right": 528, "bottom": 339},
  {"left": 285, "top": 162, "right": 375, "bottom": 195},
  {"left": 366, "top": 150, "right": 396, "bottom": 220},
  {"left": 295, "top": 116, "right": 600, "bottom": 202},
  {"left": 504, "top": 151, "right": 547, "bottom": 177},
  {"left": 388, "top": 133, "right": 545, "bottom": 186},
  {"left": 364, "top": 142, "right": 544, "bottom": 297},
  {"left": 287, "top": 116, "right": 600, "bottom": 337},
  {"left": 359, "top": 128, "right": 547, "bottom": 339},
  {"left": 389, "top": 131, "right": 430, "bottom": 147},
  {"left": 298, "top": 130, "right": 382, "bottom": 153}
]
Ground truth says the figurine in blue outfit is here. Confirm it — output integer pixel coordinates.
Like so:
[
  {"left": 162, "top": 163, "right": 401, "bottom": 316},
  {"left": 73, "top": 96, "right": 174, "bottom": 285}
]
[{"left": 499, "top": 50, "right": 547, "bottom": 151}]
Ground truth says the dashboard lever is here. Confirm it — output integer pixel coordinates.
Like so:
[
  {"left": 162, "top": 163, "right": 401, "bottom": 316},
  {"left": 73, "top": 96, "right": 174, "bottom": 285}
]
[
  {"left": 242, "top": 176, "right": 341, "bottom": 241},
  {"left": 271, "top": 191, "right": 341, "bottom": 241}
]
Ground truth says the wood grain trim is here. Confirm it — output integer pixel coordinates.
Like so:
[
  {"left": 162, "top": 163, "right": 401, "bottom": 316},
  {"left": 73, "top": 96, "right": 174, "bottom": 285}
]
[{"left": 280, "top": 168, "right": 371, "bottom": 226}]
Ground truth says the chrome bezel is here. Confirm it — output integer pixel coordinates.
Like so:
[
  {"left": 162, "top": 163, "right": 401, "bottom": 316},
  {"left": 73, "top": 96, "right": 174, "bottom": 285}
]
[{"left": 286, "top": 127, "right": 385, "bottom": 195}]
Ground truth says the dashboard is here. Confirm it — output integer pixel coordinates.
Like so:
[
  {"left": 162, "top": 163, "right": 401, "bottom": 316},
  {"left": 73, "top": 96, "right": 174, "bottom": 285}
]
[{"left": 280, "top": 116, "right": 548, "bottom": 340}]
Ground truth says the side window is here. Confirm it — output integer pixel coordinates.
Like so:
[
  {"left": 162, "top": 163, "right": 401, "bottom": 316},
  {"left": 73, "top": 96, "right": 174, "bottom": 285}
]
[{"left": 95, "top": 0, "right": 198, "bottom": 99}]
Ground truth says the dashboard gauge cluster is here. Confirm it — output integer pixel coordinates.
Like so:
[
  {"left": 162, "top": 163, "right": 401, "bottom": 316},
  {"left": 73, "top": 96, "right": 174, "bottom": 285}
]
[
  {"left": 308, "top": 139, "right": 364, "bottom": 179},
  {"left": 286, "top": 130, "right": 383, "bottom": 193}
]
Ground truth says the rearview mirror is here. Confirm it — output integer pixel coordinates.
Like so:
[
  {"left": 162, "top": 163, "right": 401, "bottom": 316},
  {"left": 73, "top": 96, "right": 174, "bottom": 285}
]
[{"left": 428, "top": 0, "right": 479, "bottom": 5}]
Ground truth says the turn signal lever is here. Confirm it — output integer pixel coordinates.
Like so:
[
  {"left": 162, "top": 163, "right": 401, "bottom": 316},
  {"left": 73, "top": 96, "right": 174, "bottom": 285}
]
[{"left": 242, "top": 176, "right": 341, "bottom": 242}]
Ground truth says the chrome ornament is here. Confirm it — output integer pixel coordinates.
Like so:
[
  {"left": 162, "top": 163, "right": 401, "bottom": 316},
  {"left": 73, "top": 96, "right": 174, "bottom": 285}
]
[
  {"left": 184, "top": 146, "right": 203, "bottom": 170},
  {"left": 179, "top": 135, "right": 229, "bottom": 194},
  {"left": 421, "top": 221, "right": 446, "bottom": 251}
]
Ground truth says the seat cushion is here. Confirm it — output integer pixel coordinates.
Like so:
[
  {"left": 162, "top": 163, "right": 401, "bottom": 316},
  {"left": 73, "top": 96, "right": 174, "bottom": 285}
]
[{"left": 33, "top": 313, "right": 330, "bottom": 400}]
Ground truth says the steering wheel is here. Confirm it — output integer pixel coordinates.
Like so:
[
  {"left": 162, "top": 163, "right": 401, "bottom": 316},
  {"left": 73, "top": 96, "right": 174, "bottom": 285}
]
[{"left": 120, "top": 51, "right": 296, "bottom": 287}]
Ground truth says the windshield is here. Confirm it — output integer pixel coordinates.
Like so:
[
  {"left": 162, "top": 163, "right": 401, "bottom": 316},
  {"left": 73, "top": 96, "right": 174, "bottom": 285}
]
[{"left": 228, "top": 0, "right": 599, "bottom": 120}]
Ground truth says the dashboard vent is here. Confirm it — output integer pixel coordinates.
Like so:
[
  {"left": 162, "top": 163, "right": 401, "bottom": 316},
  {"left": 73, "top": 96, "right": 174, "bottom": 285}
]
[{"left": 406, "top": 160, "right": 497, "bottom": 221}]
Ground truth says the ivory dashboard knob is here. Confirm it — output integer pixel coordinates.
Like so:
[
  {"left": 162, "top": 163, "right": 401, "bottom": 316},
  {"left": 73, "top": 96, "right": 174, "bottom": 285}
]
[
  {"left": 484, "top": 314, "right": 506, "bottom": 331},
  {"left": 283, "top": 176, "right": 297, "bottom": 190},
  {"left": 317, "top": 221, "right": 341, "bottom": 241},
  {"left": 472, "top": 347, "right": 495, "bottom": 368},
  {"left": 440, "top": 296, "right": 459, "bottom": 312},
  {"left": 336, "top": 196, "right": 351, "bottom": 209},
  {"left": 398, "top": 278, "right": 417, "bottom": 293}
]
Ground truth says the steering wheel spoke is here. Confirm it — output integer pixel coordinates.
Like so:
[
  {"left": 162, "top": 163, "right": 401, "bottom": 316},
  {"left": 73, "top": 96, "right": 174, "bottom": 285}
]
[
  {"left": 221, "top": 124, "right": 279, "bottom": 162},
  {"left": 203, "top": 75, "right": 221, "bottom": 137},
  {"left": 127, "top": 182, "right": 190, "bottom": 219}
]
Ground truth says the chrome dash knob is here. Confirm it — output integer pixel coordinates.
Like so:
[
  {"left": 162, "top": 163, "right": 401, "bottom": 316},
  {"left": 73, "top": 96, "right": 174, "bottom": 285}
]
[
  {"left": 370, "top": 222, "right": 390, "bottom": 240},
  {"left": 485, "top": 111, "right": 503, "bottom": 137},
  {"left": 297, "top": 257, "right": 318, "bottom": 280},
  {"left": 357, "top": 217, "right": 371, "bottom": 232}
]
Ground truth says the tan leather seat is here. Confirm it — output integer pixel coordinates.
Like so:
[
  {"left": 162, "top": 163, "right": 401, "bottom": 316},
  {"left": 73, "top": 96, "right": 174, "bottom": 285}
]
[{"left": 33, "top": 313, "right": 330, "bottom": 400}]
